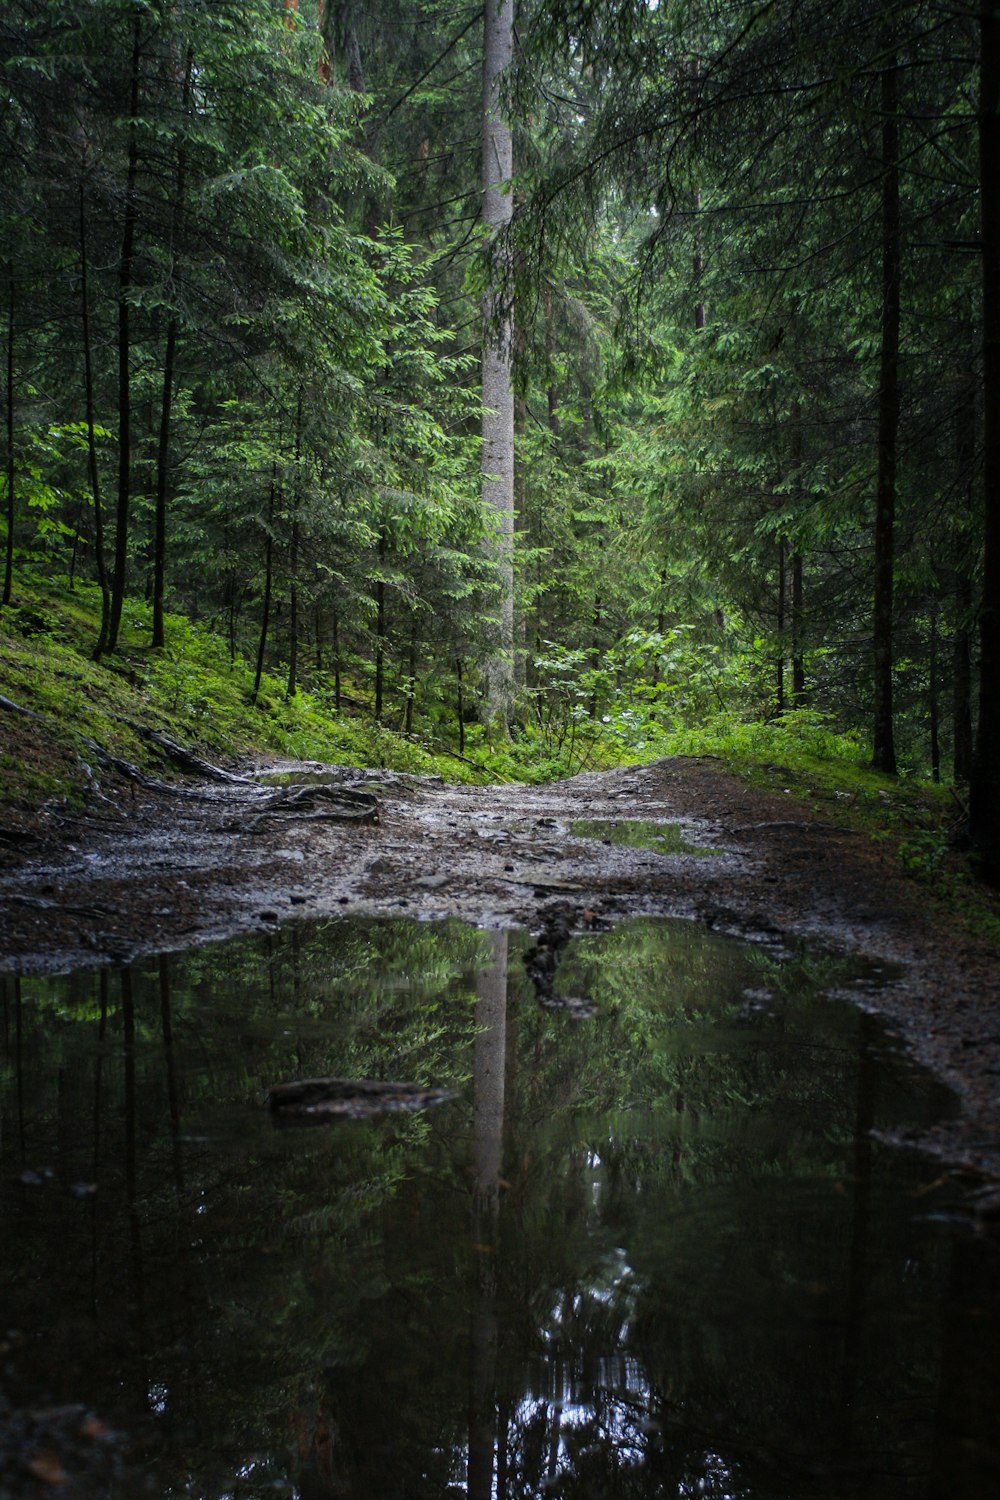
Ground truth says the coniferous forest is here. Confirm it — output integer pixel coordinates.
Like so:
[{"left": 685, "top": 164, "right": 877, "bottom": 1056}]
[
  {"left": 1, "top": 0, "right": 999, "bottom": 875},
  {"left": 5, "top": 10, "right": 1000, "bottom": 1498}
]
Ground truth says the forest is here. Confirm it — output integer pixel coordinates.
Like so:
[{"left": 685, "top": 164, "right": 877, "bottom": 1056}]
[
  {"left": 1, "top": 0, "right": 998, "bottom": 873},
  {"left": 4, "top": 8, "right": 1000, "bottom": 1494}
]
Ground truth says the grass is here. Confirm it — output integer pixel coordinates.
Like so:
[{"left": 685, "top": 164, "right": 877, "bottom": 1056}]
[
  {"left": 0, "top": 574, "right": 485, "bottom": 806},
  {"left": 2, "top": 575, "right": 996, "bottom": 944},
  {"left": 655, "top": 710, "right": 1000, "bottom": 947}
]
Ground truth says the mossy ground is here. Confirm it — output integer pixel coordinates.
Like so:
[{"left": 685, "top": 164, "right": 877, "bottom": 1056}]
[
  {"left": 1, "top": 573, "right": 992, "bottom": 942},
  {"left": 0, "top": 575, "right": 485, "bottom": 804}
]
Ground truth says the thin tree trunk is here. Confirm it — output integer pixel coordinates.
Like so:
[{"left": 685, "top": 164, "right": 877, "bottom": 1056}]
[
  {"left": 404, "top": 615, "right": 417, "bottom": 735},
  {"left": 480, "top": 0, "right": 515, "bottom": 729},
  {"left": 972, "top": 0, "right": 1000, "bottom": 877},
  {"left": 929, "top": 610, "right": 941, "bottom": 783},
  {"left": 776, "top": 536, "right": 786, "bottom": 714},
  {"left": 155, "top": 33, "right": 199, "bottom": 645},
  {"left": 468, "top": 932, "right": 507, "bottom": 1500},
  {"left": 790, "top": 400, "right": 805, "bottom": 702},
  {"left": 286, "top": 388, "right": 303, "bottom": 700},
  {"left": 953, "top": 371, "right": 976, "bottom": 783},
  {"left": 107, "top": 11, "right": 142, "bottom": 653},
  {"left": 332, "top": 604, "right": 342, "bottom": 710},
  {"left": 252, "top": 478, "right": 275, "bottom": 705},
  {"left": 287, "top": 527, "right": 299, "bottom": 698},
  {"left": 2, "top": 265, "right": 14, "bottom": 608},
  {"left": 692, "top": 59, "right": 706, "bottom": 330},
  {"left": 151, "top": 318, "right": 177, "bottom": 649},
  {"left": 151, "top": 47, "right": 193, "bottom": 651},
  {"left": 872, "top": 50, "right": 900, "bottom": 774},
  {"left": 693, "top": 184, "right": 706, "bottom": 330},
  {"left": 792, "top": 552, "right": 805, "bottom": 702},
  {"left": 457, "top": 656, "right": 466, "bottom": 754},
  {"left": 544, "top": 289, "right": 559, "bottom": 433},
  {"left": 374, "top": 530, "right": 386, "bottom": 722}
]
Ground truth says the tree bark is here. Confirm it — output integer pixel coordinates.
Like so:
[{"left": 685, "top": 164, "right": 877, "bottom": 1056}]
[
  {"left": 332, "top": 604, "right": 342, "bottom": 710},
  {"left": 480, "top": 0, "right": 515, "bottom": 729},
  {"left": 151, "top": 45, "right": 193, "bottom": 651},
  {"left": 374, "top": 529, "right": 387, "bottom": 722},
  {"left": 252, "top": 478, "right": 275, "bottom": 705},
  {"left": 792, "top": 551, "right": 805, "bottom": 702},
  {"left": 776, "top": 535, "right": 786, "bottom": 714},
  {"left": 790, "top": 400, "right": 805, "bottom": 702},
  {"left": 929, "top": 610, "right": 941, "bottom": 783},
  {"left": 953, "top": 371, "right": 976, "bottom": 783},
  {"left": 971, "top": 0, "right": 1000, "bottom": 876},
  {"left": 2, "top": 265, "right": 14, "bottom": 608},
  {"left": 872, "top": 49, "right": 900, "bottom": 774},
  {"left": 107, "top": 10, "right": 143, "bottom": 654},
  {"left": 286, "top": 388, "right": 304, "bottom": 700},
  {"left": 79, "top": 185, "right": 111, "bottom": 656}
]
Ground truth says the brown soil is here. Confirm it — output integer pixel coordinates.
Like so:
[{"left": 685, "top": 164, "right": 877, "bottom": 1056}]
[{"left": 2, "top": 755, "right": 999, "bottom": 1190}]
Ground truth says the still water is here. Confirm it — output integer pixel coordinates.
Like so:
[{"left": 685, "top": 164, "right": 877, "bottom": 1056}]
[{"left": 1, "top": 916, "right": 997, "bottom": 1498}]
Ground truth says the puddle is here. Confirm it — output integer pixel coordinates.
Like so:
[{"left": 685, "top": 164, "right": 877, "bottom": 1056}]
[
  {"left": 570, "top": 817, "right": 720, "bottom": 856},
  {"left": 1, "top": 917, "right": 997, "bottom": 1497}
]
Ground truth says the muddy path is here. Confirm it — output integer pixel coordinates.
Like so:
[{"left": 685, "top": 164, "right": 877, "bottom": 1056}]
[{"left": 2, "top": 755, "right": 999, "bottom": 1187}]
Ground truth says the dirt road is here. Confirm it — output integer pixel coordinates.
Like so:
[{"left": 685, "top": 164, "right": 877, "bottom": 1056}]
[{"left": 2, "top": 755, "right": 999, "bottom": 1187}]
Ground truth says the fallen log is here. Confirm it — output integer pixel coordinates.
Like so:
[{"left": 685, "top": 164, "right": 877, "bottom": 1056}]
[
  {"left": 139, "top": 728, "right": 255, "bottom": 784},
  {"left": 269, "top": 1076, "right": 457, "bottom": 1121}
]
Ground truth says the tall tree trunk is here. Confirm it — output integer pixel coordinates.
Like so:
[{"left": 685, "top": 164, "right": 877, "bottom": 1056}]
[
  {"left": 480, "top": 0, "right": 515, "bottom": 729},
  {"left": 286, "top": 388, "right": 304, "bottom": 700},
  {"left": 2, "top": 265, "right": 14, "bottom": 608},
  {"left": 287, "top": 522, "right": 299, "bottom": 699},
  {"left": 107, "top": 11, "right": 142, "bottom": 654},
  {"left": 151, "top": 318, "right": 178, "bottom": 650},
  {"left": 691, "top": 59, "right": 706, "bottom": 330},
  {"left": 252, "top": 477, "right": 276, "bottom": 705},
  {"left": 404, "top": 614, "right": 417, "bottom": 735},
  {"left": 456, "top": 656, "right": 466, "bottom": 754},
  {"left": 972, "top": 0, "right": 1000, "bottom": 877},
  {"left": 374, "top": 530, "right": 386, "bottom": 722},
  {"left": 79, "top": 184, "right": 111, "bottom": 654},
  {"left": 776, "top": 536, "right": 786, "bottom": 714},
  {"left": 953, "top": 371, "right": 976, "bottom": 783},
  {"left": 332, "top": 604, "right": 342, "bottom": 710},
  {"left": 792, "top": 551, "right": 805, "bottom": 702},
  {"left": 929, "top": 610, "right": 941, "bottom": 783},
  {"left": 872, "top": 50, "right": 900, "bottom": 774},
  {"left": 151, "top": 44, "right": 194, "bottom": 650},
  {"left": 468, "top": 932, "right": 507, "bottom": 1500},
  {"left": 790, "top": 400, "right": 805, "bottom": 702}
]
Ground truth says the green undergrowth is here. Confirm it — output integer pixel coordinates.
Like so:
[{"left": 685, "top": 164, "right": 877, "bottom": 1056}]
[
  {"left": 0, "top": 576, "right": 487, "bottom": 804},
  {"left": 658, "top": 713, "right": 1000, "bottom": 946},
  {"left": 2, "top": 578, "right": 996, "bottom": 943}
]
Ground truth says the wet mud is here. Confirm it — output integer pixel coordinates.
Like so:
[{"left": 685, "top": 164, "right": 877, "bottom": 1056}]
[{"left": 1, "top": 754, "right": 999, "bottom": 1185}]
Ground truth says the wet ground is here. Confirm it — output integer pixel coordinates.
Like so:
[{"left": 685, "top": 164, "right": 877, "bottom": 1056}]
[
  {"left": 2, "top": 913, "right": 999, "bottom": 1498},
  {"left": 1, "top": 755, "right": 999, "bottom": 1186}
]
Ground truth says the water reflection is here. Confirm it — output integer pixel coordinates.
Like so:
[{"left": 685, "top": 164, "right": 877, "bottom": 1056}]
[{"left": 0, "top": 917, "right": 997, "bottom": 1498}]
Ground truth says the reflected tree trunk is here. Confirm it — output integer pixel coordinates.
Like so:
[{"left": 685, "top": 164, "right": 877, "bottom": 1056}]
[
  {"left": 160, "top": 955, "right": 184, "bottom": 1195},
  {"left": 121, "top": 966, "right": 146, "bottom": 1387},
  {"left": 14, "top": 975, "right": 24, "bottom": 1158},
  {"left": 839, "top": 1009, "right": 878, "bottom": 1435},
  {"left": 91, "top": 973, "right": 108, "bottom": 1313},
  {"left": 469, "top": 930, "right": 508, "bottom": 1500},
  {"left": 872, "top": 45, "right": 901, "bottom": 774}
]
